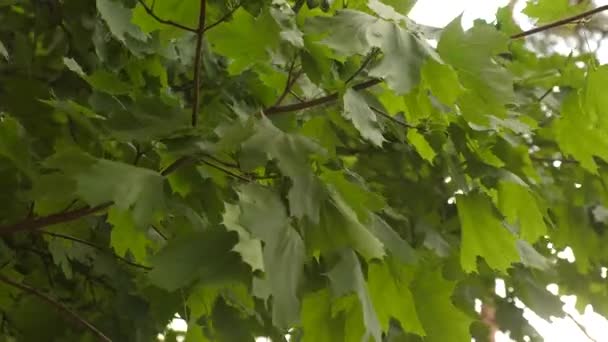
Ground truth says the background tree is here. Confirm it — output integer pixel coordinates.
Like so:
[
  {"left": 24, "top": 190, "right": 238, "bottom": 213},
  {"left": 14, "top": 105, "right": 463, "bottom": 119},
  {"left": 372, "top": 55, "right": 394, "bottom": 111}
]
[{"left": 1, "top": 0, "right": 608, "bottom": 341}]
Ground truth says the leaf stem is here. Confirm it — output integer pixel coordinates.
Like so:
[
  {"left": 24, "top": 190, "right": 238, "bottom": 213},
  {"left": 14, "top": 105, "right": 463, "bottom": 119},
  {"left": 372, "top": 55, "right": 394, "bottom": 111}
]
[
  {"left": 510, "top": 5, "right": 608, "bottom": 39},
  {"left": 136, "top": 0, "right": 197, "bottom": 32},
  {"left": 191, "top": 0, "right": 207, "bottom": 127},
  {"left": 0, "top": 274, "right": 112, "bottom": 342}
]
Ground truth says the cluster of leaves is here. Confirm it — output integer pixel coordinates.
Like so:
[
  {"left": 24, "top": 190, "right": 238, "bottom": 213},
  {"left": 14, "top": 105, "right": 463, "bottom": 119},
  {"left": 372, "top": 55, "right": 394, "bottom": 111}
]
[{"left": 1, "top": 0, "right": 607, "bottom": 341}]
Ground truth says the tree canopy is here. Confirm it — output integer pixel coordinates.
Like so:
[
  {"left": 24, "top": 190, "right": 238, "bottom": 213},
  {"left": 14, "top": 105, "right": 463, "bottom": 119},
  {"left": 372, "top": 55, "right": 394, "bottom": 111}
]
[{"left": 1, "top": 0, "right": 608, "bottom": 341}]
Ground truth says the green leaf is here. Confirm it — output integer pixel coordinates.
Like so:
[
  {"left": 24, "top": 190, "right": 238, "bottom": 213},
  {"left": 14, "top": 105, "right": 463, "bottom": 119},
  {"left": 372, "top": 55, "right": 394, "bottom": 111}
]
[
  {"left": 407, "top": 130, "right": 436, "bottom": 164},
  {"left": 242, "top": 118, "right": 325, "bottom": 222},
  {"left": 305, "top": 10, "right": 377, "bottom": 56},
  {"left": 108, "top": 207, "right": 149, "bottom": 262},
  {"left": 310, "top": 192, "right": 385, "bottom": 260},
  {"left": 523, "top": 0, "right": 589, "bottom": 24},
  {"left": 553, "top": 92, "right": 608, "bottom": 174},
  {"left": 421, "top": 59, "right": 463, "bottom": 105},
  {"left": 327, "top": 250, "right": 382, "bottom": 342},
  {"left": 148, "top": 230, "right": 241, "bottom": 291},
  {"left": 367, "top": 21, "right": 431, "bottom": 94},
  {"left": 497, "top": 181, "right": 547, "bottom": 243},
  {"left": 438, "top": 18, "right": 513, "bottom": 124},
  {"left": 97, "top": 0, "right": 148, "bottom": 43},
  {"left": 411, "top": 264, "right": 472, "bottom": 342},
  {"left": 234, "top": 184, "right": 305, "bottom": 328},
  {"left": 300, "top": 289, "right": 345, "bottom": 342},
  {"left": 207, "top": 8, "right": 281, "bottom": 74},
  {"left": 343, "top": 88, "right": 385, "bottom": 146},
  {"left": 0, "top": 116, "right": 33, "bottom": 178},
  {"left": 368, "top": 261, "right": 424, "bottom": 335},
  {"left": 222, "top": 204, "right": 264, "bottom": 272},
  {"left": 132, "top": 0, "right": 199, "bottom": 33},
  {"left": 456, "top": 192, "right": 519, "bottom": 273}
]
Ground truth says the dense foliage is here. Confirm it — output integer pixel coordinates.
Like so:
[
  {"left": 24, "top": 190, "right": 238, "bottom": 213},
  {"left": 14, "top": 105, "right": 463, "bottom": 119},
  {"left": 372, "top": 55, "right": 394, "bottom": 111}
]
[{"left": 1, "top": 0, "right": 608, "bottom": 341}]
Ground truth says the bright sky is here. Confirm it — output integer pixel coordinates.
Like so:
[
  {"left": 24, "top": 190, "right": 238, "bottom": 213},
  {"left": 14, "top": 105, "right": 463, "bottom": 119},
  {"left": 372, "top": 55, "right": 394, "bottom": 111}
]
[{"left": 409, "top": 1, "right": 608, "bottom": 341}]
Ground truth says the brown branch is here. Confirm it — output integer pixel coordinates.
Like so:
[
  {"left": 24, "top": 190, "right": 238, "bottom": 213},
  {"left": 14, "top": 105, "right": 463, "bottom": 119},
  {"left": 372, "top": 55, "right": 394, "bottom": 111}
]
[
  {"left": 39, "top": 231, "right": 152, "bottom": 270},
  {"left": 136, "top": 0, "right": 197, "bottom": 32},
  {"left": 191, "top": 0, "right": 207, "bottom": 127},
  {"left": 0, "top": 203, "right": 112, "bottom": 235},
  {"left": 511, "top": 5, "right": 608, "bottom": 39},
  {"left": 0, "top": 274, "right": 112, "bottom": 342},
  {"left": 202, "top": 3, "right": 241, "bottom": 32},
  {"left": 265, "top": 78, "right": 383, "bottom": 115}
]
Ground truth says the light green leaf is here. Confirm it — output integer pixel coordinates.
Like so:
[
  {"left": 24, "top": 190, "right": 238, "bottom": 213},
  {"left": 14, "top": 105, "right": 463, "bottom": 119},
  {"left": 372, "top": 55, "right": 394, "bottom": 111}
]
[
  {"left": 207, "top": 8, "right": 280, "bottom": 74},
  {"left": 300, "top": 289, "right": 345, "bottom": 342},
  {"left": 497, "top": 181, "right": 547, "bottom": 243},
  {"left": 97, "top": 0, "right": 148, "bottom": 43},
  {"left": 411, "top": 264, "right": 472, "bottom": 342},
  {"left": 367, "top": 21, "right": 431, "bottom": 94},
  {"left": 421, "top": 59, "right": 463, "bottom": 105},
  {"left": 407, "top": 130, "right": 436, "bottom": 164},
  {"left": 108, "top": 207, "right": 149, "bottom": 262},
  {"left": 368, "top": 261, "right": 424, "bottom": 334},
  {"left": 523, "top": 0, "right": 588, "bottom": 24},
  {"left": 305, "top": 10, "right": 377, "bottom": 56},
  {"left": 343, "top": 88, "right": 385, "bottom": 146},
  {"left": 438, "top": 18, "right": 513, "bottom": 123},
  {"left": 456, "top": 192, "right": 519, "bottom": 273},
  {"left": 553, "top": 92, "right": 608, "bottom": 174},
  {"left": 222, "top": 204, "right": 264, "bottom": 272}
]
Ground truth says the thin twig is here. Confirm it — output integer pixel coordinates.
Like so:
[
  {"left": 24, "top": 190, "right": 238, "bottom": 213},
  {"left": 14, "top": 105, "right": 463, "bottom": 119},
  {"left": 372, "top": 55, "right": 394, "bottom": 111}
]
[
  {"left": 202, "top": 3, "right": 241, "bottom": 32},
  {"left": 200, "top": 159, "right": 252, "bottom": 182},
  {"left": 136, "top": 0, "right": 197, "bottom": 32},
  {"left": 369, "top": 106, "right": 416, "bottom": 129},
  {"left": 511, "top": 5, "right": 608, "bottom": 39},
  {"left": 39, "top": 231, "right": 152, "bottom": 270},
  {"left": 191, "top": 0, "right": 207, "bottom": 127},
  {"left": 265, "top": 78, "right": 383, "bottom": 115},
  {"left": 565, "top": 312, "right": 597, "bottom": 342},
  {"left": 268, "top": 56, "right": 302, "bottom": 109},
  {"left": 0, "top": 274, "right": 112, "bottom": 342}
]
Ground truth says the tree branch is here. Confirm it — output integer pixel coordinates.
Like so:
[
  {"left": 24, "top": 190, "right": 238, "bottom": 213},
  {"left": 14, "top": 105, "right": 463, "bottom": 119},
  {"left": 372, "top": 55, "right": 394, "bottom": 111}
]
[
  {"left": 136, "top": 0, "right": 197, "bottom": 32},
  {"left": 0, "top": 203, "right": 111, "bottom": 235},
  {"left": 0, "top": 274, "right": 112, "bottom": 342},
  {"left": 191, "top": 0, "right": 207, "bottom": 127},
  {"left": 265, "top": 78, "right": 383, "bottom": 115},
  {"left": 511, "top": 5, "right": 608, "bottom": 39},
  {"left": 202, "top": 3, "right": 241, "bottom": 32},
  {"left": 39, "top": 231, "right": 152, "bottom": 270}
]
